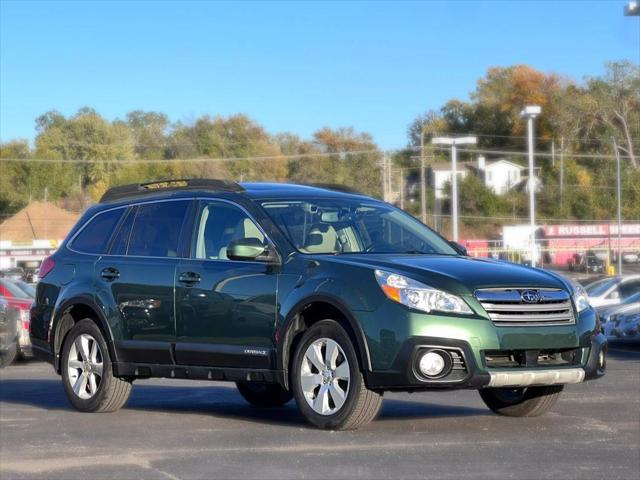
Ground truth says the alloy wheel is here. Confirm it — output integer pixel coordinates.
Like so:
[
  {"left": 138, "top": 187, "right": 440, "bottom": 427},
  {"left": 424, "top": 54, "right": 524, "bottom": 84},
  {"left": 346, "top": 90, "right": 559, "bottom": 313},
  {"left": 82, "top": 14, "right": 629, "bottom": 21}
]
[
  {"left": 67, "top": 333, "right": 104, "bottom": 400},
  {"left": 300, "top": 338, "right": 350, "bottom": 415}
]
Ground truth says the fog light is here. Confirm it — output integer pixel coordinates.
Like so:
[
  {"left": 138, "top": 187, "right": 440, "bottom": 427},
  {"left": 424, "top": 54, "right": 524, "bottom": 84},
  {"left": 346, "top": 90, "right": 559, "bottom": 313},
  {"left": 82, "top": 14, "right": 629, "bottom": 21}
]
[{"left": 419, "top": 351, "right": 446, "bottom": 377}]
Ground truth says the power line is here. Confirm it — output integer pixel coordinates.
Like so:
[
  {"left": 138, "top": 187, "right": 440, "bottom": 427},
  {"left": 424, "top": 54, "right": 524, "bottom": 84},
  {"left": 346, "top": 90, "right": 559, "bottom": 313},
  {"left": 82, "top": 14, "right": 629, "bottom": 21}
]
[
  {"left": 425, "top": 145, "right": 635, "bottom": 160},
  {"left": 427, "top": 131, "right": 640, "bottom": 146},
  {"left": 0, "top": 149, "right": 381, "bottom": 164}
]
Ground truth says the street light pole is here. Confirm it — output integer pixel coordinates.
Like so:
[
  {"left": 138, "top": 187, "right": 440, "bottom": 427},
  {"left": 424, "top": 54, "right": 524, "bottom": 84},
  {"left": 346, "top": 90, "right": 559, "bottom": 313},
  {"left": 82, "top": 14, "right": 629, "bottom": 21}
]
[
  {"left": 521, "top": 105, "right": 541, "bottom": 267},
  {"left": 431, "top": 136, "right": 477, "bottom": 242},
  {"left": 420, "top": 130, "right": 427, "bottom": 224},
  {"left": 613, "top": 137, "right": 623, "bottom": 275}
]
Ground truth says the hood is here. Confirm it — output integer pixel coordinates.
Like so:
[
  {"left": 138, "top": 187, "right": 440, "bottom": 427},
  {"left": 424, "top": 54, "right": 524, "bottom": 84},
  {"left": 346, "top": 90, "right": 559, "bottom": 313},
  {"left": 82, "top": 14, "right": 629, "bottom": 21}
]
[{"left": 319, "top": 254, "right": 569, "bottom": 295}]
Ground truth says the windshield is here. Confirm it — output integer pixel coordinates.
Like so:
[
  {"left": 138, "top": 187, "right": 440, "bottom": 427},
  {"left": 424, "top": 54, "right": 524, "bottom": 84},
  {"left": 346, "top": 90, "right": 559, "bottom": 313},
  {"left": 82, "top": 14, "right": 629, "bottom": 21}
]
[
  {"left": 0, "top": 278, "right": 31, "bottom": 299},
  {"left": 13, "top": 280, "right": 36, "bottom": 298},
  {"left": 586, "top": 278, "right": 617, "bottom": 297},
  {"left": 261, "top": 199, "right": 457, "bottom": 255}
]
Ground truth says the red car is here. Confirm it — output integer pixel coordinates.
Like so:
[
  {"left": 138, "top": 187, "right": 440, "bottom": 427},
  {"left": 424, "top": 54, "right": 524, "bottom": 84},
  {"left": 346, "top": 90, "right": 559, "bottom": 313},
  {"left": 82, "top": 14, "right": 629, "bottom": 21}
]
[{"left": 0, "top": 278, "right": 34, "bottom": 361}]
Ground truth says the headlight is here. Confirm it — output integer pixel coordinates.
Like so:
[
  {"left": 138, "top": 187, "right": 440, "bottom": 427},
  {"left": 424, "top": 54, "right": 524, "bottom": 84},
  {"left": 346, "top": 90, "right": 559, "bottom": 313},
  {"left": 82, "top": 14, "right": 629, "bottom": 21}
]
[
  {"left": 374, "top": 270, "right": 473, "bottom": 314},
  {"left": 572, "top": 282, "right": 590, "bottom": 312}
]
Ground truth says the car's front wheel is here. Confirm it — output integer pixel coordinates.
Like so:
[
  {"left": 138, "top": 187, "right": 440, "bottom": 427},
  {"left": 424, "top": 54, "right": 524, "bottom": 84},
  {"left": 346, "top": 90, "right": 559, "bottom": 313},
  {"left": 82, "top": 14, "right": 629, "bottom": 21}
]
[
  {"left": 61, "top": 319, "right": 132, "bottom": 412},
  {"left": 479, "top": 385, "right": 564, "bottom": 417},
  {"left": 291, "top": 320, "right": 383, "bottom": 430}
]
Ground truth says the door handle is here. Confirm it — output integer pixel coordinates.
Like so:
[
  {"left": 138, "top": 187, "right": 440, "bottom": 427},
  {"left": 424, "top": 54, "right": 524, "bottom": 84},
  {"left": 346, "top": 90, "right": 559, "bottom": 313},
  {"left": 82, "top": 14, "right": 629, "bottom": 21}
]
[
  {"left": 100, "top": 267, "right": 120, "bottom": 281},
  {"left": 178, "top": 271, "right": 201, "bottom": 285}
]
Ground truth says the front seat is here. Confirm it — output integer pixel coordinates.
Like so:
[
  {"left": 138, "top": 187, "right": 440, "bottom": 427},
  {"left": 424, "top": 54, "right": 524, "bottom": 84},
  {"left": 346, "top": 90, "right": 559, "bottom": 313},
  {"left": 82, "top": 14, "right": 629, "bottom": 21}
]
[{"left": 301, "top": 224, "right": 338, "bottom": 253}]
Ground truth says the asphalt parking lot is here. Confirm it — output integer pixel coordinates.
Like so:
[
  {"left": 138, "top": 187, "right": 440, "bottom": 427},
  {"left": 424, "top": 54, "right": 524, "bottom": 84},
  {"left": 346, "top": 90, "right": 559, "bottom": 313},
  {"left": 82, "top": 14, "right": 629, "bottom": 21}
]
[{"left": 1, "top": 343, "right": 638, "bottom": 480}]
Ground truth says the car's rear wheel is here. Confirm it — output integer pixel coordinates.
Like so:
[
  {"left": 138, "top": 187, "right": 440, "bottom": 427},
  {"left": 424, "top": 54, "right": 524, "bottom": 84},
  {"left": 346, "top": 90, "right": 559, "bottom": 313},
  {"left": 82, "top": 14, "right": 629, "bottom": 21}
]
[
  {"left": 291, "top": 320, "right": 383, "bottom": 430},
  {"left": 61, "top": 319, "right": 132, "bottom": 412},
  {"left": 236, "top": 382, "right": 293, "bottom": 407},
  {"left": 479, "top": 385, "right": 564, "bottom": 417}
]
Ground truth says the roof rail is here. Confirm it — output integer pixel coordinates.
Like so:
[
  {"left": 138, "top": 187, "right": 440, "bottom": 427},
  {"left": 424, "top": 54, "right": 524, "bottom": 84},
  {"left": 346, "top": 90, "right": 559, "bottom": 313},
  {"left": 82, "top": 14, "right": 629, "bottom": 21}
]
[
  {"left": 307, "top": 183, "right": 363, "bottom": 195},
  {"left": 100, "top": 179, "right": 244, "bottom": 203}
]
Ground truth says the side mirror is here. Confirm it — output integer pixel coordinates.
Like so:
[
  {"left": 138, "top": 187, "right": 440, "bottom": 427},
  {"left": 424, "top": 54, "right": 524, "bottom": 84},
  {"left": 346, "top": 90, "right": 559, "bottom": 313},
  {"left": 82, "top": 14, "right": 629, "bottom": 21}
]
[
  {"left": 227, "top": 238, "right": 280, "bottom": 264},
  {"left": 450, "top": 241, "right": 468, "bottom": 256}
]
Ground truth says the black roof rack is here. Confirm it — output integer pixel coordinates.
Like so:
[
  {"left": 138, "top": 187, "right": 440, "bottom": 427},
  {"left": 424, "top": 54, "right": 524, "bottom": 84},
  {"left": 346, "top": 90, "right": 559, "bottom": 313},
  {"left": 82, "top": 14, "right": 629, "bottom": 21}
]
[
  {"left": 307, "top": 183, "right": 363, "bottom": 195},
  {"left": 100, "top": 179, "right": 244, "bottom": 203}
]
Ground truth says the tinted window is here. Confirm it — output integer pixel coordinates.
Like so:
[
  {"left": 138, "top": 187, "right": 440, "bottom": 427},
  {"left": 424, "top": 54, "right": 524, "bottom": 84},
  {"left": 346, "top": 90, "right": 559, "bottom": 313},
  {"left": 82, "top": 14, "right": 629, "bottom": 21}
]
[
  {"left": 128, "top": 201, "right": 189, "bottom": 257},
  {"left": 619, "top": 280, "right": 640, "bottom": 299},
  {"left": 71, "top": 209, "right": 123, "bottom": 254},
  {"left": 109, "top": 208, "right": 136, "bottom": 255},
  {"left": 193, "top": 202, "right": 264, "bottom": 260}
]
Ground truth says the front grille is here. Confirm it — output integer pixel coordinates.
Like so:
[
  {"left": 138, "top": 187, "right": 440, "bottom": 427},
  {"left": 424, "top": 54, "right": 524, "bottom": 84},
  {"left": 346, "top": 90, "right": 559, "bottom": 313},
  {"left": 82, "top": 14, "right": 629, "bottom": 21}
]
[{"left": 476, "top": 288, "right": 575, "bottom": 326}]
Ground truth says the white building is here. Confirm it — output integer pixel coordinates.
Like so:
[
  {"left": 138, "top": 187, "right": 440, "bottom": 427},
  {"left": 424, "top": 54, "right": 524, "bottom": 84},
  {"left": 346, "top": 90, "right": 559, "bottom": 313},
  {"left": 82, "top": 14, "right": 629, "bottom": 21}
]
[
  {"left": 428, "top": 156, "right": 529, "bottom": 198},
  {"left": 427, "top": 162, "right": 469, "bottom": 200},
  {"left": 473, "top": 156, "right": 524, "bottom": 195}
]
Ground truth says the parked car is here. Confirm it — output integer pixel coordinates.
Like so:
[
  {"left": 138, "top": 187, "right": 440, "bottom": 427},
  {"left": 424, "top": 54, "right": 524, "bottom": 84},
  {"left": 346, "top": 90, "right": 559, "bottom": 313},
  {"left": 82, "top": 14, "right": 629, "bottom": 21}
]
[
  {"left": 568, "top": 253, "right": 604, "bottom": 273},
  {"left": 0, "top": 267, "right": 26, "bottom": 282},
  {"left": 586, "top": 275, "right": 640, "bottom": 308},
  {"left": 598, "top": 291, "right": 640, "bottom": 338},
  {"left": 0, "top": 278, "right": 34, "bottom": 360},
  {"left": 30, "top": 179, "right": 606, "bottom": 430},
  {"left": 622, "top": 252, "right": 639, "bottom": 264},
  {"left": 11, "top": 279, "right": 36, "bottom": 299},
  {"left": 609, "top": 312, "right": 640, "bottom": 340},
  {"left": 0, "top": 298, "right": 20, "bottom": 367}
]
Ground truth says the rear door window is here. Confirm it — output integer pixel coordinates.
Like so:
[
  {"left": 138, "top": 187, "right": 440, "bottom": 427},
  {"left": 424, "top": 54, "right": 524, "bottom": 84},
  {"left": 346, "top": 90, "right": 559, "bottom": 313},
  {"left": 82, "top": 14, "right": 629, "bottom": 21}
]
[
  {"left": 71, "top": 209, "right": 124, "bottom": 254},
  {"left": 127, "top": 201, "right": 190, "bottom": 257}
]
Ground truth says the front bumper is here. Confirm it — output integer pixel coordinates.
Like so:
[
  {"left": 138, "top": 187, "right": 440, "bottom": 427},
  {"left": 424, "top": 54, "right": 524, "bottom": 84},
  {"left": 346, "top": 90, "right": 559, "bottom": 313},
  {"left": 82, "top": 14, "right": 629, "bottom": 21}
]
[{"left": 365, "top": 332, "right": 607, "bottom": 391}]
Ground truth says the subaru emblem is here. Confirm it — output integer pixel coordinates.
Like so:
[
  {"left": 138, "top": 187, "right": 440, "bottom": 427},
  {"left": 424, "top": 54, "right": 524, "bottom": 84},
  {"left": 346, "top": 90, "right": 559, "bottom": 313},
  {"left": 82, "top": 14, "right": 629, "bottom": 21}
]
[{"left": 520, "top": 289, "right": 541, "bottom": 303}]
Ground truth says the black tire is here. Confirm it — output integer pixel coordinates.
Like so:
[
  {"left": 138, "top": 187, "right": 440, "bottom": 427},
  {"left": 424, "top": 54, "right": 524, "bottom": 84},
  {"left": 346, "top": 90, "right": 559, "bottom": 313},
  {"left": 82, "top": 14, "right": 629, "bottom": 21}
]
[
  {"left": 291, "top": 320, "right": 383, "bottom": 430},
  {"left": 61, "top": 319, "right": 132, "bottom": 413},
  {"left": 479, "top": 385, "right": 564, "bottom": 417},
  {"left": 0, "top": 343, "right": 18, "bottom": 368},
  {"left": 236, "top": 382, "right": 293, "bottom": 407}
]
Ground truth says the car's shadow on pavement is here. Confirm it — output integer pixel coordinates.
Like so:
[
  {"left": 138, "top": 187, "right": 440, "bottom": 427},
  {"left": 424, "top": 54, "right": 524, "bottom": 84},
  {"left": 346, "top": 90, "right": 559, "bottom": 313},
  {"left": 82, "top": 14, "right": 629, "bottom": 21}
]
[{"left": 0, "top": 378, "right": 488, "bottom": 427}]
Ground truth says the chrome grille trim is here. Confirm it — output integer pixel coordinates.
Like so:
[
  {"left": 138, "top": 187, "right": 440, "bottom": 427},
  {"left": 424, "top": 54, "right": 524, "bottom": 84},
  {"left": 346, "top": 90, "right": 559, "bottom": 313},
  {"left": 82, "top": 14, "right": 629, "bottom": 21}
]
[{"left": 476, "top": 288, "right": 575, "bottom": 327}]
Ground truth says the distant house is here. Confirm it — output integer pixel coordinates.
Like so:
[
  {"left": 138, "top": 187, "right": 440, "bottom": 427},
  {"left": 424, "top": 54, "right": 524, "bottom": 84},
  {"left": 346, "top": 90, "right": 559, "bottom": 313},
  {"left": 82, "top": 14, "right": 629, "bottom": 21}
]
[
  {"left": 427, "top": 162, "right": 469, "bottom": 199},
  {"left": 428, "top": 156, "right": 531, "bottom": 198},
  {"left": 470, "top": 157, "right": 525, "bottom": 195}
]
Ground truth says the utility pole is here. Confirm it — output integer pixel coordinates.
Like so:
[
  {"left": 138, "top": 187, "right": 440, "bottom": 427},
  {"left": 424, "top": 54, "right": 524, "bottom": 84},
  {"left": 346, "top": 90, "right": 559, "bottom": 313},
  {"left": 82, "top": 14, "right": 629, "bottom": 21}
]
[
  {"left": 420, "top": 131, "right": 427, "bottom": 223},
  {"left": 551, "top": 140, "right": 555, "bottom": 168},
  {"left": 44, "top": 187, "right": 49, "bottom": 240},
  {"left": 431, "top": 136, "right": 477, "bottom": 242},
  {"left": 381, "top": 153, "right": 387, "bottom": 201},
  {"left": 613, "top": 137, "right": 623, "bottom": 275},
  {"left": 560, "top": 137, "right": 564, "bottom": 208},
  {"left": 521, "top": 105, "right": 542, "bottom": 267},
  {"left": 399, "top": 169, "right": 405, "bottom": 210},
  {"left": 387, "top": 153, "right": 393, "bottom": 202}
]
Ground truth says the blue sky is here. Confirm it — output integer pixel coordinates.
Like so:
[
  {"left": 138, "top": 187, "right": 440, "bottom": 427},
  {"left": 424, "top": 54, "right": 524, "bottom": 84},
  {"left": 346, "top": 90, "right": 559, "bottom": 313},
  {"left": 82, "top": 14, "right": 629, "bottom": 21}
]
[{"left": 1, "top": 0, "right": 638, "bottom": 149}]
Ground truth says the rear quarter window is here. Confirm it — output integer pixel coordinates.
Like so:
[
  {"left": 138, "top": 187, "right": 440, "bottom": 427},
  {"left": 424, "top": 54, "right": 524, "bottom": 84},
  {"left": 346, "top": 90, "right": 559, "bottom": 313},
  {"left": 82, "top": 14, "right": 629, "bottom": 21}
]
[{"left": 70, "top": 209, "right": 124, "bottom": 254}]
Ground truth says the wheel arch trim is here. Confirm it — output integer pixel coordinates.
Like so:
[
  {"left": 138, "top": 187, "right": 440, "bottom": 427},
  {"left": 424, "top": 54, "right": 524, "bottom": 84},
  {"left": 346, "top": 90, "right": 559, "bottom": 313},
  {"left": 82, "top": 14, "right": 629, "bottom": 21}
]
[
  {"left": 277, "top": 294, "right": 372, "bottom": 388},
  {"left": 51, "top": 296, "right": 118, "bottom": 372}
]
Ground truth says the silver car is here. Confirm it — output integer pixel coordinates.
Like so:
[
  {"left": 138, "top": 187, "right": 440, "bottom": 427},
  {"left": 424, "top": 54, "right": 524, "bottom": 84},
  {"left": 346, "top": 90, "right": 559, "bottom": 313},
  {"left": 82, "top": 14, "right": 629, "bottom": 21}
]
[{"left": 586, "top": 275, "right": 640, "bottom": 308}]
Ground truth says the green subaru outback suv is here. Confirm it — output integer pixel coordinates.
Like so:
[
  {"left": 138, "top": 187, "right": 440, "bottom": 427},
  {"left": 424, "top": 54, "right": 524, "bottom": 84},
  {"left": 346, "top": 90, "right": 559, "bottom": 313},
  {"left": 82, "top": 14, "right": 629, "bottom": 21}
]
[{"left": 30, "top": 179, "right": 606, "bottom": 429}]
